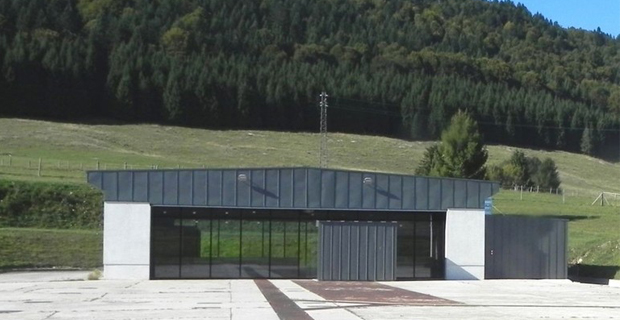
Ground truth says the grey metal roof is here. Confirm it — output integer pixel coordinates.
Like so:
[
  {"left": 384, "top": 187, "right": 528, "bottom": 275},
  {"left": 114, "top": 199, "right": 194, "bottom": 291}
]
[{"left": 87, "top": 167, "right": 499, "bottom": 211}]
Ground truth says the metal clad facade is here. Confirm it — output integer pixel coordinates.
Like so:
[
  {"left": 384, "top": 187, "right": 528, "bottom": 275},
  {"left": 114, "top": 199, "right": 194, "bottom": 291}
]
[
  {"left": 87, "top": 167, "right": 499, "bottom": 211},
  {"left": 485, "top": 215, "right": 568, "bottom": 279},
  {"left": 318, "top": 222, "right": 397, "bottom": 281}
]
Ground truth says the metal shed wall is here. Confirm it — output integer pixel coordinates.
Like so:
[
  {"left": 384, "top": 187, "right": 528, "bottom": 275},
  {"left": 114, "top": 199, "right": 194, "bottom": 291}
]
[
  {"left": 485, "top": 215, "right": 568, "bottom": 279},
  {"left": 318, "top": 221, "right": 397, "bottom": 281},
  {"left": 87, "top": 167, "right": 499, "bottom": 211}
]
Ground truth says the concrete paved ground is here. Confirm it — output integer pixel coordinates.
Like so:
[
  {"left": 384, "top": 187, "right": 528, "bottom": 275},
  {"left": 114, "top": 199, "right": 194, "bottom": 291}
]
[{"left": 0, "top": 272, "right": 619, "bottom": 320}]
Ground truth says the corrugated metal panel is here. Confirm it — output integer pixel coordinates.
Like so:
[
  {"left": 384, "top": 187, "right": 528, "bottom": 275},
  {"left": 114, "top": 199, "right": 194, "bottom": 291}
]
[
  {"left": 118, "top": 171, "right": 133, "bottom": 201},
  {"left": 485, "top": 215, "right": 568, "bottom": 279},
  {"left": 318, "top": 221, "right": 397, "bottom": 281},
  {"left": 87, "top": 167, "right": 499, "bottom": 211},
  {"left": 133, "top": 171, "right": 148, "bottom": 202}
]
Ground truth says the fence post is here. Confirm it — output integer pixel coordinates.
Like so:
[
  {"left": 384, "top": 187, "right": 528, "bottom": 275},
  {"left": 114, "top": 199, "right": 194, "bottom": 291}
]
[
  {"left": 124, "top": 162, "right": 127, "bottom": 170},
  {"left": 562, "top": 190, "right": 565, "bottom": 204},
  {"left": 520, "top": 186, "right": 523, "bottom": 200},
  {"left": 38, "top": 158, "right": 42, "bottom": 177},
  {"left": 96, "top": 160, "right": 100, "bottom": 170}
]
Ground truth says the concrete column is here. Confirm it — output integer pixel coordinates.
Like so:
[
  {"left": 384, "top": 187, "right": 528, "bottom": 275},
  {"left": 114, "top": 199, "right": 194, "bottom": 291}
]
[
  {"left": 445, "top": 209, "right": 485, "bottom": 280},
  {"left": 103, "top": 202, "right": 151, "bottom": 280}
]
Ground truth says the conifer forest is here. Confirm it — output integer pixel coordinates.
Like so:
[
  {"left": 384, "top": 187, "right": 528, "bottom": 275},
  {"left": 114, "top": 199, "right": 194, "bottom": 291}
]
[{"left": 1, "top": 0, "right": 620, "bottom": 156}]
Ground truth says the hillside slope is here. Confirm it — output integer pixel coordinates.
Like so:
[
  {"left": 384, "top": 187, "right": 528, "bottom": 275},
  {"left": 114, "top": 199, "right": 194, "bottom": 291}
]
[{"left": 1, "top": 118, "right": 619, "bottom": 194}]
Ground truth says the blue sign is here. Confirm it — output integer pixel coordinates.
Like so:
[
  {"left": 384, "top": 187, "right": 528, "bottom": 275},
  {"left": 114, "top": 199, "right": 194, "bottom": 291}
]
[{"left": 484, "top": 198, "right": 493, "bottom": 215}]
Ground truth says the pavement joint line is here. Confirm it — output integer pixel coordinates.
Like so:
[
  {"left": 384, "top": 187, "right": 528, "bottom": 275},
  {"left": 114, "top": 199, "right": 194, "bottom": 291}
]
[
  {"left": 123, "top": 281, "right": 141, "bottom": 289},
  {"left": 42, "top": 311, "right": 58, "bottom": 319},
  {"left": 87, "top": 292, "right": 107, "bottom": 302}
]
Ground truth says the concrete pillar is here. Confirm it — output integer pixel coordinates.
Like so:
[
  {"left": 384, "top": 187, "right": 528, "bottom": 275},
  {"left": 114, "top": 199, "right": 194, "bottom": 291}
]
[
  {"left": 445, "top": 209, "right": 485, "bottom": 280},
  {"left": 103, "top": 202, "right": 151, "bottom": 280}
]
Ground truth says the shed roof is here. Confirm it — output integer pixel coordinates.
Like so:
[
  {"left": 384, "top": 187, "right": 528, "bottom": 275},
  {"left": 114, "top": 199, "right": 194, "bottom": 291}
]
[{"left": 87, "top": 167, "right": 499, "bottom": 211}]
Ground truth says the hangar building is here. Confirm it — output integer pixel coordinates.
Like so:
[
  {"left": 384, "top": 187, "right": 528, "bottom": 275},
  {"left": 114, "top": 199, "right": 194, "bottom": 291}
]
[{"left": 87, "top": 167, "right": 566, "bottom": 281}]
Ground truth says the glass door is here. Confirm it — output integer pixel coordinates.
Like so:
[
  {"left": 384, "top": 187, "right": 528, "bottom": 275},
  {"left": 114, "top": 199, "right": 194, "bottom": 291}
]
[
  {"left": 240, "top": 210, "right": 270, "bottom": 278},
  {"left": 180, "top": 208, "right": 211, "bottom": 279},
  {"left": 151, "top": 207, "right": 181, "bottom": 279}
]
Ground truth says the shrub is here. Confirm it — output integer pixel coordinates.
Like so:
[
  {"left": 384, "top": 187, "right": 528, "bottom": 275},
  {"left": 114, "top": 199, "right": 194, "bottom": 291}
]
[{"left": 0, "top": 180, "right": 103, "bottom": 229}]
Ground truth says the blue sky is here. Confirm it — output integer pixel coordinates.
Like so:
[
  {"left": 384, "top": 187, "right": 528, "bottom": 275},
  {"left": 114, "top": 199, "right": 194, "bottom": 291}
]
[{"left": 515, "top": 0, "right": 620, "bottom": 37}]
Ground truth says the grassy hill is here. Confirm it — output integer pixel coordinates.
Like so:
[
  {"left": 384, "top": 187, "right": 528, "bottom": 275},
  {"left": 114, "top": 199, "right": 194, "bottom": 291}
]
[
  {"left": 0, "top": 118, "right": 619, "bottom": 278},
  {"left": 2, "top": 118, "right": 620, "bottom": 193}
]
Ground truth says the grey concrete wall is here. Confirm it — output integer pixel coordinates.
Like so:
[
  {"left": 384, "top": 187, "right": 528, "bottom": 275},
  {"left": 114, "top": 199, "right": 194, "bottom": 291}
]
[
  {"left": 103, "top": 202, "right": 151, "bottom": 280},
  {"left": 445, "top": 209, "right": 485, "bottom": 280}
]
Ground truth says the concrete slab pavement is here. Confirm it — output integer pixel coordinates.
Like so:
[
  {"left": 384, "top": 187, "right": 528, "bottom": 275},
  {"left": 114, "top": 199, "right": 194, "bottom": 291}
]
[
  {"left": 0, "top": 275, "right": 278, "bottom": 320},
  {"left": 1, "top": 272, "right": 619, "bottom": 320}
]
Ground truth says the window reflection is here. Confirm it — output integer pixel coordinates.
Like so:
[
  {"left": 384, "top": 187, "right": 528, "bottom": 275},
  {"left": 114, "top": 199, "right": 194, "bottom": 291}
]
[{"left": 150, "top": 208, "right": 444, "bottom": 280}]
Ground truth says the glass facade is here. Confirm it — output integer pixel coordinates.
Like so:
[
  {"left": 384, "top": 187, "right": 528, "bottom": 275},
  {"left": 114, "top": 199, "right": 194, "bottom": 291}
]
[{"left": 151, "top": 207, "right": 445, "bottom": 280}]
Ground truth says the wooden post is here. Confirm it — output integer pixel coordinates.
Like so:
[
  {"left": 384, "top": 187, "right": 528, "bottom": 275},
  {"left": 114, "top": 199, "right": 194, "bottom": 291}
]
[
  {"left": 96, "top": 160, "right": 100, "bottom": 170},
  {"left": 124, "top": 162, "right": 127, "bottom": 170},
  {"left": 38, "top": 158, "right": 42, "bottom": 177},
  {"left": 520, "top": 186, "right": 523, "bottom": 200}
]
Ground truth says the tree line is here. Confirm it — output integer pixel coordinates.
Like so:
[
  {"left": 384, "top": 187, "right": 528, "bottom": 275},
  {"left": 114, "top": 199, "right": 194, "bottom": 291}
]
[{"left": 0, "top": 0, "right": 619, "bottom": 156}]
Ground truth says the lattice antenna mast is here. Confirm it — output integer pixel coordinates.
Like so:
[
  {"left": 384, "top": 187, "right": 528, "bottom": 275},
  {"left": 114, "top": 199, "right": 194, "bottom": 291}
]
[{"left": 319, "top": 92, "right": 329, "bottom": 168}]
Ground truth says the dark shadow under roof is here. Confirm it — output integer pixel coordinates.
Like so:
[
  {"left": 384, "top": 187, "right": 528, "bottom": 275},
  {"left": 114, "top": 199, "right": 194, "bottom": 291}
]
[{"left": 87, "top": 167, "right": 499, "bottom": 211}]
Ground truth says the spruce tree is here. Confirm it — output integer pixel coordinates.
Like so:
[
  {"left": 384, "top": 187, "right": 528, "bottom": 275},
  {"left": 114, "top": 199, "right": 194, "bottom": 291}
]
[
  {"left": 580, "top": 126, "right": 594, "bottom": 155},
  {"left": 417, "top": 110, "right": 488, "bottom": 179}
]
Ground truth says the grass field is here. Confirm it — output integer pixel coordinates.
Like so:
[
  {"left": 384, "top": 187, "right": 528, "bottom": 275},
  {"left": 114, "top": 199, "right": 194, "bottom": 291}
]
[
  {"left": 0, "top": 228, "right": 102, "bottom": 270},
  {"left": 2, "top": 118, "right": 620, "bottom": 194},
  {"left": 0, "top": 118, "right": 619, "bottom": 278}
]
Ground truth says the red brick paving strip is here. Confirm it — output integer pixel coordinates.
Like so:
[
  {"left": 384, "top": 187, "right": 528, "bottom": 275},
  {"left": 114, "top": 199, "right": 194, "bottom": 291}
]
[
  {"left": 254, "top": 280, "right": 314, "bottom": 320},
  {"left": 293, "top": 281, "right": 460, "bottom": 306}
]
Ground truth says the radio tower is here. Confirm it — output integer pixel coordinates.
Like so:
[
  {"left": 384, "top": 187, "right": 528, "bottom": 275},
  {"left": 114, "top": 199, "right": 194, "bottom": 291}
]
[{"left": 319, "top": 92, "right": 329, "bottom": 168}]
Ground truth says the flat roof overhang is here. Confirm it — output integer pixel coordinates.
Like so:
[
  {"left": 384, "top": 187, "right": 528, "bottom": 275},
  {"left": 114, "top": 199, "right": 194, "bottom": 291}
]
[{"left": 87, "top": 167, "right": 499, "bottom": 212}]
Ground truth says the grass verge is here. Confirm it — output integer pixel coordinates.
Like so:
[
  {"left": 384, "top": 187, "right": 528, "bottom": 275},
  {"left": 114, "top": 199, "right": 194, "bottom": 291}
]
[{"left": 0, "top": 228, "right": 102, "bottom": 270}]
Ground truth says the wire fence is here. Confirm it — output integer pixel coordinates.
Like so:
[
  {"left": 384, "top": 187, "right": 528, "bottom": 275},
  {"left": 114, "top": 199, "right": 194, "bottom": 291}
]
[
  {"left": 0, "top": 155, "right": 200, "bottom": 182},
  {"left": 496, "top": 185, "right": 620, "bottom": 210}
]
